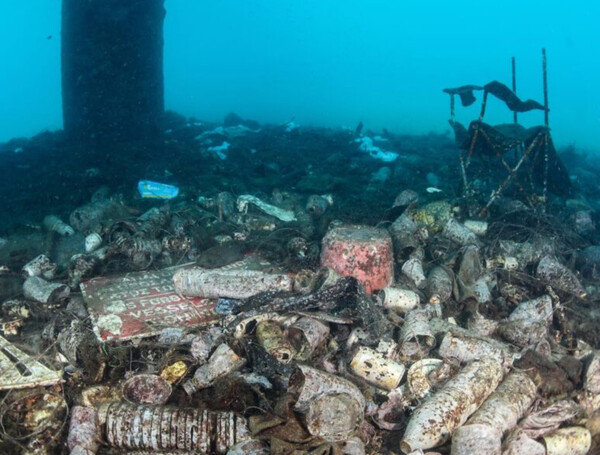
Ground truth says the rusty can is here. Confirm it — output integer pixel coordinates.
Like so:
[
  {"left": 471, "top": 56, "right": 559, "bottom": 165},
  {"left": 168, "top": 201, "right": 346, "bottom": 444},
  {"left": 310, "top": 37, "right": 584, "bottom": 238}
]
[
  {"left": 350, "top": 346, "right": 405, "bottom": 391},
  {"left": 23, "top": 276, "right": 70, "bottom": 304},
  {"left": 255, "top": 320, "right": 295, "bottom": 364},
  {"left": 173, "top": 267, "right": 294, "bottom": 299},
  {"left": 425, "top": 266, "right": 453, "bottom": 304},
  {"left": 98, "top": 402, "right": 249, "bottom": 452},
  {"left": 399, "top": 307, "right": 436, "bottom": 357},
  {"left": 441, "top": 218, "right": 479, "bottom": 246},
  {"left": 379, "top": 287, "right": 420, "bottom": 314},
  {"left": 543, "top": 427, "right": 592, "bottom": 455},
  {"left": 22, "top": 254, "right": 57, "bottom": 279},
  {"left": 287, "top": 316, "right": 330, "bottom": 360},
  {"left": 122, "top": 374, "right": 172, "bottom": 405},
  {"left": 401, "top": 253, "right": 427, "bottom": 289},
  {"left": 400, "top": 358, "right": 503, "bottom": 453},
  {"left": 290, "top": 365, "right": 365, "bottom": 441},
  {"left": 67, "top": 406, "right": 100, "bottom": 455},
  {"left": 184, "top": 343, "right": 246, "bottom": 395}
]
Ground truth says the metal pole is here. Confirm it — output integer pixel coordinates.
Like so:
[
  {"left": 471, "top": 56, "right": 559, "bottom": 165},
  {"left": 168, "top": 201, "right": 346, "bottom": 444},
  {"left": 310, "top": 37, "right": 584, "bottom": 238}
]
[
  {"left": 542, "top": 48, "right": 549, "bottom": 212},
  {"left": 542, "top": 48, "right": 549, "bottom": 127},
  {"left": 512, "top": 57, "right": 518, "bottom": 124}
]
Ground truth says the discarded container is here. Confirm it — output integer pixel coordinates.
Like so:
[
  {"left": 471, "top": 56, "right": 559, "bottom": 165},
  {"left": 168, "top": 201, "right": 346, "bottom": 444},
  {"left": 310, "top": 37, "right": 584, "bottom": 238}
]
[
  {"left": 321, "top": 225, "right": 394, "bottom": 294},
  {"left": 393, "top": 189, "right": 419, "bottom": 207},
  {"left": 463, "top": 220, "right": 488, "bottom": 236},
  {"left": 190, "top": 327, "right": 223, "bottom": 363},
  {"left": 23, "top": 276, "right": 70, "bottom": 304},
  {"left": 502, "top": 428, "right": 546, "bottom": 455},
  {"left": 287, "top": 316, "right": 330, "bottom": 360},
  {"left": 306, "top": 194, "right": 333, "bottom": 217},
  {"left": 255, "top": 320, "right": 296, "bottom": 363},
  {"left": 466, "top": 311, "right": 498, "bottom": 337},
  {"left": 498, "top": 294, "right": 553, "bottom": 347},
  {"left": 67, "top": 406, "right": 100, "bottom": 455},
  {"left": 543, "top": 426, "right": 591, "bottom": 455},
  {"left": 442, "top": 218, "right": 479, "bottom": 245},
  {"left": 85, "top": 232, "right": 103, "bottom": 253},
  {"left": 122, "top": 374, "right": 172, "bottom": 405},
  {"left": 406, "top": 358, "right": 446, "bottom": 399},
  {"left": 237, "top": 194, "right": 296, "bottom": 222},
  {"left": 305, "top": 393, "right": 364, "bottom": 441},
  {"left": 402, "top": 249, "right": 427, "bottom": 289},
  {"left": 537, "top": 255, "right": 586, "bottom": 298},
  {"left": 390, "top": 212, "right": 420, "bottom": 251},
  {"left": 425, "top": 266, "right": 454, "bottom": 304},
  {"left": 183, "top": 343, "right": 246, "bottom": 394},
  {"left": 350, "top": 346, "right": 405, "bottom": 391},
  {"left": 0, "top": 335, "right": 63, "bottom": 390},
  {"left": 137, "top": 180, "right": 180, "bottom": 199},
  {"left": 22, "top": 254, "right": 57, "bottom": 279},
  {"left": 68, "top": 254, "right": 100, "bottom": 288},
  {"left": 454, "top": 245, "right": 482, "bottom": 302},
  {"left": 173, "top": 267, "right": 294, "bottom": 300},
  {"left": 451, "top": 424, "right": 502, "bottom": 455},
  {"left": 399, "top": 307, "right": 436, "bottom": 357},
  {"left": 379, "top": 287, "right": 420, "bottom": 314},
  {"left": 290, "top": 365, "right": 365, "bottom": 441},
  {"left": 450, "top": 370, "right": 537, "bottom": 455},
  {"left": 438, "top": 330, "right": 514, "bottom": 371},
  {"left": 98, "top": 402, "right": 249, "bottom": 452},
  {"left": 43, "top": 214, "right": 75, "bottom": 235},
  {"left": 400, "top": 358, "right": 503, "bottom": 453}
]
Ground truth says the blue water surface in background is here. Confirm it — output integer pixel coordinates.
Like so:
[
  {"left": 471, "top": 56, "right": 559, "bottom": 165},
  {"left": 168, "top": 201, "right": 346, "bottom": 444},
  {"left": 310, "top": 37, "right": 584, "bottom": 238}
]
[{"left": 1, "top": 0, "right": 599, "bottom": 149}]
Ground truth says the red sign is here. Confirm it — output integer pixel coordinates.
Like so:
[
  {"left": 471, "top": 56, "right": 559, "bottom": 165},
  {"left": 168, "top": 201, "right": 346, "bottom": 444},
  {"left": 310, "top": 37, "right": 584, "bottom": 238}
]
[{"left": 81, "top": 266, "right": 219, "bottom": 342}]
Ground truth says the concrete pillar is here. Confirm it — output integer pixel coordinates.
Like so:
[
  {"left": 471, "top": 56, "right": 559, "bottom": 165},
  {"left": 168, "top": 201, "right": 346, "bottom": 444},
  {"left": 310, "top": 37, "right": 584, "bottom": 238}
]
[{"left": 61, "top": 0, "right": 165, "bottom": 143}]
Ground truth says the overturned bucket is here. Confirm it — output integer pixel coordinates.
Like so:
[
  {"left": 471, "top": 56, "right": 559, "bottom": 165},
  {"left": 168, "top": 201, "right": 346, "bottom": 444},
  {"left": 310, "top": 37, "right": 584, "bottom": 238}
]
[{"left": 321, "top": 225, "right": 393, "bottom": 294}]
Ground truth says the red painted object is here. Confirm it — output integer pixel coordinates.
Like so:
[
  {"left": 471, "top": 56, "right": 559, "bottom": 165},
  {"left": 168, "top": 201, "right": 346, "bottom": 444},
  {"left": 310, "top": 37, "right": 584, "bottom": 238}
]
[{"left": 321, "top": 225, "right": 394, "bottom": 294}]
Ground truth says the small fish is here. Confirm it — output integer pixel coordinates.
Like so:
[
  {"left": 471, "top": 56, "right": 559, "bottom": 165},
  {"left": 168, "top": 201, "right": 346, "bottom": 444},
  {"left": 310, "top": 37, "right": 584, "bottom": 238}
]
[{"left": 426, "top": 187, "right": 443, "bottom": 194}]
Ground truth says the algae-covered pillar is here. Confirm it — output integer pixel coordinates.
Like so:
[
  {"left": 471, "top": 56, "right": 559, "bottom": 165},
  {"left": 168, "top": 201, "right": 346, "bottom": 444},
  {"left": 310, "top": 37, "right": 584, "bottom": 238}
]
[{"left": 61, "top": 0, "right": 166, "bottom": 143}]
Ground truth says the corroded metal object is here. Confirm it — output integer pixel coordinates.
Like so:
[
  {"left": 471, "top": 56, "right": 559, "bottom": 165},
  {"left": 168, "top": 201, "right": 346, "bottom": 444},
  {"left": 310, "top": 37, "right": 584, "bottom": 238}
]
[
  {"left": 97, "top": 402, "right": 249, "bottom": 452},
  {"left": 400, "top": 358, "right": 503, "bottom": 452},
  {"left": 173, "top": 267, "right": 294, "bottom": 300}
]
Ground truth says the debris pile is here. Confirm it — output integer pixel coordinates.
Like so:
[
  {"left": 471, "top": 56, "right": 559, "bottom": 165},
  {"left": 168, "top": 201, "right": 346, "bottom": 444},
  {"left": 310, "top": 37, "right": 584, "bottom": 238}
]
[{"left": 1, "top": 117, "right": 600, "bottom": 454}]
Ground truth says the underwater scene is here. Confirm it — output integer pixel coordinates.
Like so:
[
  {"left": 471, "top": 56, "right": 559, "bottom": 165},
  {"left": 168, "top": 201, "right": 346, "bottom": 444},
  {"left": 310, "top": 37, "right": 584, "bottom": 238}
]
[{"left": 1, "top": 1, "right": 600, "bottom": 453}]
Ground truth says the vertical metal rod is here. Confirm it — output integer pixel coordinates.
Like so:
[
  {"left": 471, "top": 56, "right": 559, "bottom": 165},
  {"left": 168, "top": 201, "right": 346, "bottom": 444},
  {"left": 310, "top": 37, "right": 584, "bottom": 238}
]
[
  {"left": 542, "top": 48, "right": 549, "bottom": 213},
  {"left": 479, "top": 91, "right": 488, "bottom": 121},
  {"left": 512, "top": 57, "right": 518, "bottom": 124},
  {"left": 542, "top": 48, "right": 549, "bottom": 127}
]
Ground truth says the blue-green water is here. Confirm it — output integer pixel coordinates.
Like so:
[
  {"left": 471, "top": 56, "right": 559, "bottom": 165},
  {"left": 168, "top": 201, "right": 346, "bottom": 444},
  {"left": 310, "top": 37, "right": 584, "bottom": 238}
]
[{"left": 1, "top": 0, "right": 599, "bottom": 150}]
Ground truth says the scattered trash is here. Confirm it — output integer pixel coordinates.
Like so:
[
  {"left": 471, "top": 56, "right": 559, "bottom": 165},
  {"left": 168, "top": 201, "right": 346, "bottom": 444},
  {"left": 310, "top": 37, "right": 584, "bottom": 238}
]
[
  {"left": 23, "top": 275, "right": 70, "bottom": 304},
  {"left": 0, "top": 336, "right": 62, "bottom": 390},
  {"left": 400, "top": 358, "right": 503, "bottom": 452},
  {"left": 237, "top": 194, "right": 297, "bottom": 222},
  {"left": 81, "top": 266, "right": 218, "bottom": 341},
  {"left": 94, "top": 402, "right": 249, "bottom": 452},
  {"left": 173, "top": 266, "right": 294, "bottom": 300},
  {"left": 2, "top": 114, "right": 600, "bottom": 454},
  {"left": 122, "top": 374, "right": 172, "bottom": 405},
  {"left": 137, "top": 180, "right": 180, "bottom": 199},
  {"left": 43, "top": 214, "right": 74, "bottom": 236}
]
